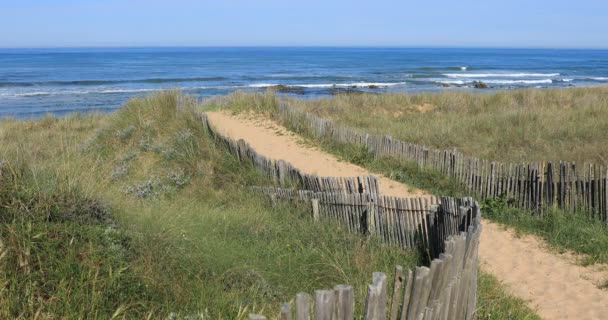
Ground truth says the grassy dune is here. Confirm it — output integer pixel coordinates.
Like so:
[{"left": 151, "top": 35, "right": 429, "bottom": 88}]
[
  {"left": 207, "top": 90, "right": 608, "bottom": 264},
  {"left": 0, "top": 91, "right": 541, "bottom": 319},
  {"left": 202, "top": 92, "right": 543, "bottom": 319},
  {"left": 283, "top": 86, "right": 608, "bottom": 163},
  {"left": 0, "top": 92, "right": 418, "bottom": 319}
]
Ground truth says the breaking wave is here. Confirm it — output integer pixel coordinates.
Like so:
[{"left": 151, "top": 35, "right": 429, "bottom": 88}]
[{"left": 443, "top": 72, "right": 560, "bottom": 78}]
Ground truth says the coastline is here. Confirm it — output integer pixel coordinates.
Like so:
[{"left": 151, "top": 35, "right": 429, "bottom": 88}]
[
  {"left": 2, "top": 47, "right": 607, "bottom": 117},
  {"left": 2, "top": 84, "right": 608, "bottom": 119}
]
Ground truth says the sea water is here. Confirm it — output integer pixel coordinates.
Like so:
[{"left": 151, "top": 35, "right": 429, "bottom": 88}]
[{"left": 1, "top": 47, "right": 607, "bottom": 117}]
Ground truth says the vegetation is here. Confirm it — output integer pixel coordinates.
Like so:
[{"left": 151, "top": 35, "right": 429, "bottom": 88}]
[
  {"left": 476, "top": 272, "right": 541, "bottom": 320},
  {"left": 483, "top": 197, "right": 608, "bottom": 265},
  {"left": 0, "top": 91, "right": 544, "bottom": 319},
  {"left": 0, "top": 92, "right": 418, "bottom": 318},
  {"left": 205, "top": 90, "right": 608, "bottom": 268},
  {"left": 325, "top": 142, "right": 468, "bottom": 197},
  {"left": 202, "top": 92, "right": 542, "bottom": 319},
  {"left": 282, "top": 86, "right": 608, "bottom": 163},
  {"left": 308, "top": 133, "right": 608, "bottom": 266}
]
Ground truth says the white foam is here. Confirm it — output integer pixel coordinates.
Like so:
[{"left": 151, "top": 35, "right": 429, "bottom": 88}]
[
  {"left": 482, "top": 79, "right": 553, "bottom": 85},
  {"left": 301, "top": 82, "right": 406, "bottom": 88},
  {"left": 460, "top": 66, "right": 468, "bottom": 71},
  {"left": 247, "top": 83, "right": 279, "bottom": 88},
  {"left": 437, "top": 80, "right": 466, "bottom": 85},
  {"left": 444, "top": 72, "right": 560, "bottom": 78},
  {"left": 248, "top": 82, "right": 406, "bottom": 88},
  {"left": 4, "top": 85, "right": 253, "bottom": 98},
  {"left": 437, "top": 79, "right": 553, "bottom": 85},
  {"left": 591, "top": 77, "right": 608, "bottom": 81},
  {"left": 12, "top": 88, "right": 167, "bottom": 97}
]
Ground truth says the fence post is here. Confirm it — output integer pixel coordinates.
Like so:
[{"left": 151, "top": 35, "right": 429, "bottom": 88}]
[
  {"left": 314, "top": 290, "right": 336, "bottom": 320},
  {"left": 312, "top": 199, "right": 320, "bottom": 222},
  {"left": 296, "top": 293, "right": 311, "bottom": 320},
  {"left": 427, "top": 205, "right": 439, "bottom": 259},
  {"left": 334, "top": 285, "right": 354, "bottom": 320},
  {"left": 399, "top": 270, "right": 414, "bottom": 320},
  {"left": 389, "top": 266, "right": 405, "bottom": 320},
  {"left": 459, "top": 206, "right": 470, "bottom": 233},
  {"left": 366, "top": 202, "right": 376, "bottom": 236},
  {"left": 278, "top": 160, "right": 287, "bottom": 187},
  {"left": 364, "top": 272, "right": 387, "bottom": 320},
  {"left": 422, "top": 147, "right": 429, "bottom": 168}
]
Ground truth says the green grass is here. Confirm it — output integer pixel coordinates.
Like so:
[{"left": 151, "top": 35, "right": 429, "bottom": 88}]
[
  {"left": 318, "top": 130, "right": 608, "bottom": 267},
  {"left": 202, "top": 92, "right": 543, "bottom": 319},
  {"left": 320, "top": 140, "right": 468, "bottom": 197},
  {"left": 0, "top": 90, "right": 553, "bottom": 319},
  {"left": 281, "top": 86, "right": 608, "bottom": 163},
  {"left": 0, "top": 92, "right": 419, "bottom": 319},
  {"left": 206, "top": 91, "right": 608, "bottom": 267},
  {"left": 476, "top": 272, "right": 541, "bottom": 320},
  {"left": 308, "top": 133, "right": 608, "bottom": 267}
]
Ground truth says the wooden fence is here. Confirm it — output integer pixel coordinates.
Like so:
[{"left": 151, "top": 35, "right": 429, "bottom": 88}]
[
  {"left": 200, "top": 111, "right": 482, "bottom": 319},
  {"left": 275, "top": 103, "right": 608, "bottom": 221},
  {"left": 248, "top": 189, "right": 481, "bottom": 320},
  {"left": 251, "top": 187, "right": 477, "bottom": 259},
  {"left": 200, "top": 113, "right": 380, "bottom": 196}
]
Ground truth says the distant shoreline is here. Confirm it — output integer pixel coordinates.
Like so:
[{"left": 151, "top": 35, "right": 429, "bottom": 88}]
[
  {"left": 2, "top": 84, "right": 608, "bottom": 120},
  {"left": 1, "top": 47, "right": 606, "bottom": 117}
]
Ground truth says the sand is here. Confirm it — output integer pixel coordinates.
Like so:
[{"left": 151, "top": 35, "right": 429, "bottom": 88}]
[
  {"left": 206, "top": 111, "right": 608, "bottom": 320},
  {"left": 206, "top": 111, "right": 426, "bottom": 198}
]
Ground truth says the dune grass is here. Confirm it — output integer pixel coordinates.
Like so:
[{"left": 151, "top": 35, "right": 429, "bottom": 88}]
[
  {"left": 282, "top": 86, "right": 608, "bottom": 163},
  {"left": 202, "top": 92, "right": 543, "bottom": 319},
  {"left": 205, "top": 90, "right": 608, "bottom": 267},
  {"left": 0, "top": 91, "right": 543, "bottom": 319},
  {"left": 0, "top": 92, "right": 419, "bottom": 319}
]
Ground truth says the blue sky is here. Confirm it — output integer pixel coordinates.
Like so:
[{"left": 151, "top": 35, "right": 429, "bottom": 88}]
[{"left": 1, "top": 0, "right": 607, "bottom": 48}]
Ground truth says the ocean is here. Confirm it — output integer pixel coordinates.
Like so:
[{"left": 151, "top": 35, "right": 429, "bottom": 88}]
[{"left": 1, "top": 47, "right": 607, "bottom": 118}]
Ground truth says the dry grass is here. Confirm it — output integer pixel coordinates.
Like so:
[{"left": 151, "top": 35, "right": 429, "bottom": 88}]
[
  {"left": 0, "top": 92, "right": 418, "bottom": 319},
  {"left": 282, "top": 86, "right": 608, "bottom": 163}
]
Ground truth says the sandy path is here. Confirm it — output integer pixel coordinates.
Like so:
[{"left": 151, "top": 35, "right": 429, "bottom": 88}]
[
  {"left": 206, "top": 111, "right": 608, "bottom": 320},
  {"left": 206, "top": 112, "right": 426, "bottom": 198},
  {"left": 480, "top": 223, "right": 608, "bottom": 320}
]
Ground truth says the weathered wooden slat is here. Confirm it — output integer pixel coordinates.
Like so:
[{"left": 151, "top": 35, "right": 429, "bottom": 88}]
[
  {"left": 335, "top": 285, "right": 354, "bottom": 320},
  {"left": 314, "top": 290, "right": 336, "bottom": 320},
  {"left": 389, "top": 266, "right": 405, "bottom": 320},
  {"left": 296, "top": 292, "right": 311, "bottom": 320},
  {"left": 363, "top": 272, "right": 388, "bottom": 320}
]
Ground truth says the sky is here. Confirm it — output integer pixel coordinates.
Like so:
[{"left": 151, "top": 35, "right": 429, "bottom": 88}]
[{"left": 1, "top": 0, "right": 607, "bottom": 48}]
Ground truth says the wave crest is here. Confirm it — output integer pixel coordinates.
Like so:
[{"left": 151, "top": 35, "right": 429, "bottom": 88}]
[
  {"left": 0, "top": 77, "right": 226, "bottom": 88},
  {"left": 443, "top": 72, "right": 560, "bottom": 78},
  {"left": 248, "top": 82, "right": 406, "bottom": 88}
]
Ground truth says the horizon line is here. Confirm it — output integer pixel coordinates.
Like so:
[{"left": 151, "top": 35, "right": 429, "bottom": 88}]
[{"left": 1, "top": 45, "right": 608, "bottom": 50}]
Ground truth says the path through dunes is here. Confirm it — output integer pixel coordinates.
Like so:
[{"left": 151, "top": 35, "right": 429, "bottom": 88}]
[
  {"left": 205, "top": 111, "right": 608, "bottom": 320},
  {"left": 206, "top": 112, "right": 426, "bottom": 198}
]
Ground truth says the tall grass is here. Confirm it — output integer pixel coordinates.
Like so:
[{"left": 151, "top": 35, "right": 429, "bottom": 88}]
[
  {"left": 205, "top": 91, "right": 608, "bottom": 267},
  {"left": 0, "top": 92, "right": 419, "bottom": 318},
  {"left": 282, "top": 86, "right": 608, "bottom": 163},
  {"left": 202, "top": 92, "right": 543, "bottom": 319}
]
